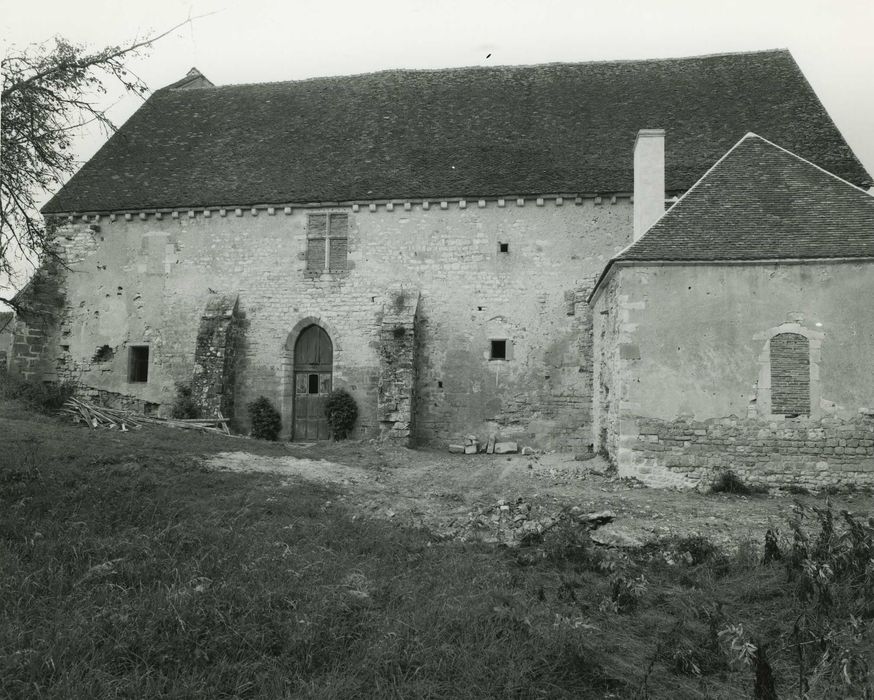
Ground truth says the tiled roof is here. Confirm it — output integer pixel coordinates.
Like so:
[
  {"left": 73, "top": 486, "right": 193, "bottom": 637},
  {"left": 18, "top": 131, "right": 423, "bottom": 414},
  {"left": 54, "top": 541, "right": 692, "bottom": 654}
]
[
  {"left": 615, "top": 134, "right": 874, "bottom": 263},
  {"left": 43, "top": 50, "right": 871, "bottom": 213},
  {"left": 0, "top": 312, "right": 13, "bottom": 334}
]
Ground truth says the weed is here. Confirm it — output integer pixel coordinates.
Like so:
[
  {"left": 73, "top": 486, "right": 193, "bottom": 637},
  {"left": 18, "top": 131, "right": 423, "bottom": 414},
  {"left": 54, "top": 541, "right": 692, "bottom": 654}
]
[
  {"left": 324, "top": 389, "right": 358, "bottom": 440},
  {"left": 0, "top": 374, "right": 77, "bottom": 413},
  {"left": 711, "top": 470, "right": 768, "bottom": 495},
  {"left": 170, "top": 382, "right": 199, "bottom": 419},
  {"left": 247, "top": 396, "right": 281, "bottom": 440}
]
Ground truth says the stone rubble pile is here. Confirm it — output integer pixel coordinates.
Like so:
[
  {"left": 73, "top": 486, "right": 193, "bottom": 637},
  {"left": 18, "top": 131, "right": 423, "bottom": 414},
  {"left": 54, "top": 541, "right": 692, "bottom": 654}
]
[
  {"left": 452, "top": 498, "right": 618, "bottom": 546},
  {"left": 448, "top": 435, "right": 527, "bottom": 455}
]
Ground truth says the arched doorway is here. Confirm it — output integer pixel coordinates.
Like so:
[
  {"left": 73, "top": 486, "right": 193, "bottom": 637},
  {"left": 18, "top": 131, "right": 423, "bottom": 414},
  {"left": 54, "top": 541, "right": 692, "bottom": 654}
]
[{"left": 293, "top": 325, "right": 333, "bottom": 440}]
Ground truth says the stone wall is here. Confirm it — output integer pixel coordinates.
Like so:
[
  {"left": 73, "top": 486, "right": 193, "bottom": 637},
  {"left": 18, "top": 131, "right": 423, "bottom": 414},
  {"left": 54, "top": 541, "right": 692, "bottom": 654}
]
[
  {"left": 8, "top": 261, "right": 65, "bottom": 381},
  {"left": 33, "top": 196, "right": 632, "bottom": 445},
  {"left": 191, "top": 294, "right": 240, "bottom": 419},
  {"left": 631, "top": 414, "right": 874, "bottom": 491},
  {"left": 377, "top": 286, "right": 419, "bottom": 443},
  {"left": 593, "top": 260, "right": 874, "bottom": 489}
]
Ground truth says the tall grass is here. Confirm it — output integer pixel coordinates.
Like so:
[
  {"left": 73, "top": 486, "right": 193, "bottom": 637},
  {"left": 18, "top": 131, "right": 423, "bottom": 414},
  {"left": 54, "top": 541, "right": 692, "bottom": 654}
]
[{"left": 2, "top": 405, "right": 873, "bottom": 698}]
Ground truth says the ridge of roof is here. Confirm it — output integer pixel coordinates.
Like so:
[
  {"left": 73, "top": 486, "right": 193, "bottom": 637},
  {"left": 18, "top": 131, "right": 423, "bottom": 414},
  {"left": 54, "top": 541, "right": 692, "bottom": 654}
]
[
  {"left": 42, "top": 49, "right": 872, "bottom": 214},
  {"left": 185, "top": 48, "right": 796, "bottom": 90},
  {"left": 588, "top": 133, "right": 874, "bottom": 301}
]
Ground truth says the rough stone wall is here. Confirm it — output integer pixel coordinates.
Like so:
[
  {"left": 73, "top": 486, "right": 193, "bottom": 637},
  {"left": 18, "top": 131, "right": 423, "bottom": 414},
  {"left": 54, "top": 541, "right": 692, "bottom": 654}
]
[
  {"left": 594, "top": 261, "right": 874, "bottom": 489},
  {"left": 377, "top": 286, "right": 419, "bottom": 442},
  {"left": 191, "top": 294, "right": 240, "bottom": 418},
  {"left": 38, "top": 198, "right": 631, "bottom": 444},
  {"left": 592, "top": 273, "right": 621, "bottom": 460},
  {"left": 631, "top": 414, "right": 874, "bottom": 491},
  {"left": 8, "top": 260, "right": 66, "bottom": 381}
]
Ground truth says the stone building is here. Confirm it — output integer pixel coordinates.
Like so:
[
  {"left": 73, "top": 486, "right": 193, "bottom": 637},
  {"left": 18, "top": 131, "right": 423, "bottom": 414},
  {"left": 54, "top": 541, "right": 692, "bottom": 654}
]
[
  {"left": 9, "top": 49, "right": 873, "bottom": 461},
  {"left": 591, "top": 133, "right": 874, "bottom": 489}
]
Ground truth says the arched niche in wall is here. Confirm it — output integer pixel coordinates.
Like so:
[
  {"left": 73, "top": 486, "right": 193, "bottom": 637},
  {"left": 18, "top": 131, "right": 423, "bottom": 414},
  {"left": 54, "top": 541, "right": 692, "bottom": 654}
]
[{"left": 753, "top": 320, "right": 823, "bottom": 419}]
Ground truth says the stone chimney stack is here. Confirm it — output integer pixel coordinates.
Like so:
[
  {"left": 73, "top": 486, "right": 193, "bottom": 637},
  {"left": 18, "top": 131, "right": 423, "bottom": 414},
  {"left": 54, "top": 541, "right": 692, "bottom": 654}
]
[{"left": 633, "top": 129, "right": 666, "bottom": 241}]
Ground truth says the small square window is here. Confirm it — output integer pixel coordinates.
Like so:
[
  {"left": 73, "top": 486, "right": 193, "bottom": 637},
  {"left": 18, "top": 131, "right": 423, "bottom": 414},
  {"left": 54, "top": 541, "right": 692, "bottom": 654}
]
[
  {"left": 498, "top": 242, "right": 509, "bottom": 253},
  {"left": 490, "top": 339, "right": 507, "bottom": 360},
  {"left": 128, "top": 346, "right": 149, "bottom": 383}
]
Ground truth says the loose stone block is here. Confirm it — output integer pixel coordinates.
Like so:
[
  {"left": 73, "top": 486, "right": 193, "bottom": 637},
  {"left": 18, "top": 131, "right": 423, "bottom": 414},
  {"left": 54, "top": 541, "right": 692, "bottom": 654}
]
[
  {"left": 464, "top": 445, "right": 478, "bottom": 454},
  {"left": 448, "top": 444, "right": 465, "bottom": 454},
  {"left": 494, "top": 442, "right": 519, "bottom": 454}
]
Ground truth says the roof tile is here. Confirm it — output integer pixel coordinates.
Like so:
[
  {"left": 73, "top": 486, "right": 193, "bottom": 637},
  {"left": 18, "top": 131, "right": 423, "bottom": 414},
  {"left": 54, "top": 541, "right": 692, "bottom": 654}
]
[{"left": 43, "top": 50, "right": 871, "bottom": 213}]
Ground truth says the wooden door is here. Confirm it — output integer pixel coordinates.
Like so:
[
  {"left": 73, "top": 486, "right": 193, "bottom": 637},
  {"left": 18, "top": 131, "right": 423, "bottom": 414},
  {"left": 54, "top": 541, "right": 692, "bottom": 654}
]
[{"left": 293, "top": 325, "right": 333, "bottom": 440}]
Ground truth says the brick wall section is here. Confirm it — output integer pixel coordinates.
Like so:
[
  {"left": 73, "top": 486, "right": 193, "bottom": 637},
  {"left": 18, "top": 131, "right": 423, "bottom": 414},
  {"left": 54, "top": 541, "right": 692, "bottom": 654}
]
[
  {"left": 770, "top": 332, "right": 810, "bottom": 416},
  {"left": 632, "top": 414, "right": 874, "bottom": 490}
]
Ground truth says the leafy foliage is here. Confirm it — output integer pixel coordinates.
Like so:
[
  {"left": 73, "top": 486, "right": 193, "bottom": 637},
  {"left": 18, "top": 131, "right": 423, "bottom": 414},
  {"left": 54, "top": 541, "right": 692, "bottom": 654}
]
[
  {"left": 711, "top": 470, "right": 768, "bottom": 495},
  {"left": 325, "top": 388, "right": 358, "bottom": 440},
  {"left": 1, "top": 22, "right": 195, "bottom": 307},
  {"left": 0, "top": 373, "right": 76, "bottom": 412},
  {"left": 170, "top": 383, "right": 199, "bottom": 419},
  {"left": 247, "top": 396, "right": 281, "bottom": 440}
]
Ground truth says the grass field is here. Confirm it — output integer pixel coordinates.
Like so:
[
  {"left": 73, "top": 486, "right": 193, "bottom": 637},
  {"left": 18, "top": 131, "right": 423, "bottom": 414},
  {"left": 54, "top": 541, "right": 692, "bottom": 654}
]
[{"left": 2, "top": 400, "right": 873, "bottom": 698}]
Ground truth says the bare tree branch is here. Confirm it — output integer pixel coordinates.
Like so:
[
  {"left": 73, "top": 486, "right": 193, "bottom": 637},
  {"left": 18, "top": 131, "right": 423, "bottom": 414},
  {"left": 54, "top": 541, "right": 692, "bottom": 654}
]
[{"left": 0, "top": 17, "right": 214, "bottom": 311}]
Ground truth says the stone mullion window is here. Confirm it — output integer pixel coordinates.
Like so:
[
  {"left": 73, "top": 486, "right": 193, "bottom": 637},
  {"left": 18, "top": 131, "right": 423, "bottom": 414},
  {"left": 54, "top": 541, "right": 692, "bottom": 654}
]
[{"left": 306, "top": 212, "right": 348, "bottom": 273}]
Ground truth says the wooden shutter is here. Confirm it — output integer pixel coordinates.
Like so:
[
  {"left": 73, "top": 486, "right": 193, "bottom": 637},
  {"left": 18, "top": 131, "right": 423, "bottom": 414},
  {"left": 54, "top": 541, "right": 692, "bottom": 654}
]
[{"left": 329, "top": 237, "right": 348, "bottom": 271}]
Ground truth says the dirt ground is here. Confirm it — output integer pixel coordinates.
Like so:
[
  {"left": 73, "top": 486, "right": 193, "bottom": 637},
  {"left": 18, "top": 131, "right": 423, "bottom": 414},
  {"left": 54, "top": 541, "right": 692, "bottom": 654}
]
[{"left": 206, "top": 443, "right": 874, "bottom": 549}]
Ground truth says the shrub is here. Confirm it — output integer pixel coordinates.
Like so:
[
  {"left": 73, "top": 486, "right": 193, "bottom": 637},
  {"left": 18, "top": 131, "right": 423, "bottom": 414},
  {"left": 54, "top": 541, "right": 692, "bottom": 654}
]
[
  {"left": 325, "top": 389, "right": 358, "bottom": 440},
  {"left": 710, "top": 470, "right": 767, "bottom": 496},
  {"left": 0, "top": 374, "right": 77, "bottom": 413},
  {"left": 247, "top": 396, "right": 281, "bottom": 440},
  {"left": 170, "top": 383, "right": 199, "bottom": 419}
]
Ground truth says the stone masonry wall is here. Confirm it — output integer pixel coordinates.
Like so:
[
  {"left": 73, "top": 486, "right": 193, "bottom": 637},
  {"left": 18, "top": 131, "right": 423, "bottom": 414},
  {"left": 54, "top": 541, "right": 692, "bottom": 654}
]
[
  {"left": 9, "top": 260, "right": 66, "bottom": 381},
  {"left": 39, "top": 197, "right": 632, "bottom": 445},
  {"left": 377, "top": 286, "right": 419, "bottom": 443},
  {"left": 595, "top": 262, "right": 874, "bottom": 489},
  {"left": 632, "top": 414, "right": 874, "bottom": 491},
  {"left": 191, "top": 294, "right": 240, "bottom": 418}
]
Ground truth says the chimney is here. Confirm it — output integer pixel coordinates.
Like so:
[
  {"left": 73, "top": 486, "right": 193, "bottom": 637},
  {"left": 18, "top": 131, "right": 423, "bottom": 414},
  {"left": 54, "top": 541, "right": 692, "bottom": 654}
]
[{"left": 633, "top": 129, "right": 665, "bottom": 241}]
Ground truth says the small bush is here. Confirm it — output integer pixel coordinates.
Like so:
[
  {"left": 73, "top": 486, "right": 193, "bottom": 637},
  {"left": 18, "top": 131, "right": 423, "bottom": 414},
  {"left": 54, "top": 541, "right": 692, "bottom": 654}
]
[
  {"left": 325, "top": 389, "right": 358, "bottom": 440},
  {"left": 710, "top": 470, "right": 767, "bottom": 496},
  {"left": 170, "top": 383, "right": 199, "bottom": 419},
  {"left": 247, "top": 396, "right": 281, "bottom": 440},
  {"left": 0, "top": 374, "right": 77, "bottom": 413},
  {"left": 673, "top": 536, "right": 722, "bottom": 566}
]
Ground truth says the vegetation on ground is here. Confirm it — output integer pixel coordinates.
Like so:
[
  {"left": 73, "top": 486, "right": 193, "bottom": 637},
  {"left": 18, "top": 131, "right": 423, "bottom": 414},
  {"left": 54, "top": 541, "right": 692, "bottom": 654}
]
[
  {"left": 0, "top": 374, "right": 76, "bottom": 413},
  {"left": 325, "top": 388, "right": 358, "bottom": 440},
  {"left": 170, "top": 382, "right": 199, "bottom": 419},
  {"left": 247, "top": 395, "right": 281, "bottom": 440},
  {"left": 2, "top": 402, "right": 873, "bottom": 698},
  {"left": 711, "top": 470, "right": 769, "bottom": 496}
]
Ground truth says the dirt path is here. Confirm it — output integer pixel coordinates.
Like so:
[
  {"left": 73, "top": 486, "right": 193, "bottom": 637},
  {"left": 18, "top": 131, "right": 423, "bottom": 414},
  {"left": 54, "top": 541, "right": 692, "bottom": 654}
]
[{"left": 206, "top": 445, "right": 874, "bottom": 549}]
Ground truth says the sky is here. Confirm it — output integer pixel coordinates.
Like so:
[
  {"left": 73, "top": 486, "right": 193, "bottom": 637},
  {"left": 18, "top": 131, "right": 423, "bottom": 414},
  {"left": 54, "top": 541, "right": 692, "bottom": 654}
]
[{"left": 1, "top": 0, "right": 873, "bottom": 296}]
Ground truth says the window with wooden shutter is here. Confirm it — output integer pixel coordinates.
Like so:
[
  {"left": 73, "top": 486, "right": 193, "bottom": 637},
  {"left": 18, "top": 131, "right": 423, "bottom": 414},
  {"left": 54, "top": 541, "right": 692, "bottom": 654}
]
[{"left": 306, "top": 212, "right": 349, "bottom": 274}]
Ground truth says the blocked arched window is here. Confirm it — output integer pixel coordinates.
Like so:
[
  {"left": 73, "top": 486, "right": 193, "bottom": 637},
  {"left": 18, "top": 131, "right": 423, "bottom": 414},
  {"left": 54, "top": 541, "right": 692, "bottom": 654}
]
[{"left": 769, "top": 332, "right": 810, "bottom": 416}]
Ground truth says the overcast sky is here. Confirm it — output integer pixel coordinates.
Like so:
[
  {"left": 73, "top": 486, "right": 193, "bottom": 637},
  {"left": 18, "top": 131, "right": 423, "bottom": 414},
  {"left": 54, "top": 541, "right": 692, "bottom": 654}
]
[{"left": 2, "top": 0, "right": 873, "bottom": 295}]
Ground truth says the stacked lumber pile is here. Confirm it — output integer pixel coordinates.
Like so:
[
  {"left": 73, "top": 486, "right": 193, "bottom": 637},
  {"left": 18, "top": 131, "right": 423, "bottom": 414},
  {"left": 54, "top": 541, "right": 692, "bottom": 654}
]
[{"left": 61, "top": 397, "right": 231, "bottom": 435}]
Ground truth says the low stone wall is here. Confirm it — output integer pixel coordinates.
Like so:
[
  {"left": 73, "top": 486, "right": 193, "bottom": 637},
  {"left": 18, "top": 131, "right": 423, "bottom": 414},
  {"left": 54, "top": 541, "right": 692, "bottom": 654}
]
[{"left": 628, "top": 413, "right": 874, "bottom": 491}]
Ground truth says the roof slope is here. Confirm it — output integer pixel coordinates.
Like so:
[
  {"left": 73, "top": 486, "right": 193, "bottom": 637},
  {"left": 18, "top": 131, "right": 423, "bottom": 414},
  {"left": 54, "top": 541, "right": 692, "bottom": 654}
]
[
  {"left": 615, "top": 134, "right": 874, "bottom": 263},
  {"left": 43, "top": 50, "right": 871, "bottom": 213}
]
